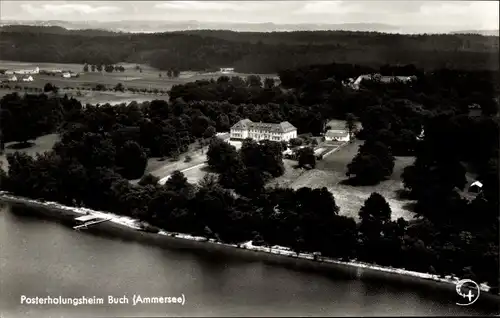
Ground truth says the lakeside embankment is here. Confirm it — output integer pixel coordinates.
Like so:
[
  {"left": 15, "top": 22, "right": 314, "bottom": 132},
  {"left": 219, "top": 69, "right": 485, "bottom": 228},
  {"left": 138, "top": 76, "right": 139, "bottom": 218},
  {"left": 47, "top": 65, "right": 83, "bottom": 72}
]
[{"left": 1, "top": 191, "right": 498, "bottom": 300}]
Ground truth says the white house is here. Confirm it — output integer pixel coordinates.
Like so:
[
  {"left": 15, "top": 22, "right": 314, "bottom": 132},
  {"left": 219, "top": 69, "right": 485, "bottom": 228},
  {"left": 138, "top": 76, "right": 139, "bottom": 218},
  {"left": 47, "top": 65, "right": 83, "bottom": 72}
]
[
  {"left": 325, "top": 129, "right": 350, "bottom": 142},
  {"left": 5, "top": 70, "right": 14, "bottom": 75},
  {"left": 230, "top": 119, "right": 297, "bottom": 142},
  {"left": 62, "top": 72, "right": 71, "bottom": 78},
  {"left": 15, "top": 67, "right": 39, "bottom": 75},
  {"left": 220, "top": 68, "right": 234, "bottom": 74},
  {"left": 22, "top": 76, "right": 34, "bottom": 82},
  {"left": 8, "top": 75, "right": 17, "bottom": 82}
]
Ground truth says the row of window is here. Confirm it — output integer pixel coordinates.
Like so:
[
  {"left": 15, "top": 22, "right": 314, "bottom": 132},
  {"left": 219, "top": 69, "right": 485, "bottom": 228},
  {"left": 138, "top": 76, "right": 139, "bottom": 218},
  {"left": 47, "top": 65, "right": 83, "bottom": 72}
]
[{"left": 231, "top": 133, "right": 283, "bottom": 141}]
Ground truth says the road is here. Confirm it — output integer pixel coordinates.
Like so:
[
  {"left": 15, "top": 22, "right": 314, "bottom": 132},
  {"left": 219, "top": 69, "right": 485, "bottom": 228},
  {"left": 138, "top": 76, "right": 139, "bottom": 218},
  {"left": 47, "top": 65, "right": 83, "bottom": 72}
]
[{"left": 158, "top": 162, "right": 207, "bottom": 185}]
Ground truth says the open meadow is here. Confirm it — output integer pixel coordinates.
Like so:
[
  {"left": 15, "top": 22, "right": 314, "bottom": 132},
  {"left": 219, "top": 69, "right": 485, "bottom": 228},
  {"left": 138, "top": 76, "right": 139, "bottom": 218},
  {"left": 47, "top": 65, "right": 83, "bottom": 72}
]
[
  {"left": 0, "top": 134, "right": 60, "bottom": 172},
  {"left": 269, "top": 139, "right": 417, "bottom": 222}
]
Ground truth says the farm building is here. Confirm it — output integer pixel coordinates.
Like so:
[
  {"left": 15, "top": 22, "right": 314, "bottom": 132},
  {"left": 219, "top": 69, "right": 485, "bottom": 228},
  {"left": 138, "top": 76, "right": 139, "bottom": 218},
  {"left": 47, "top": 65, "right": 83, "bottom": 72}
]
[
  {"left": 5, "top": 70, "right": 14, "bottom": 75},
  {"left": 230, "top": 119, "right": 297, "bottom": 142},
  {"left": 468, "top": 181, "right": 483, "bottom": 193},
  {"left": 14, "top": 67, "right": 39, "bottom": 75},
  {"left": 62, "top": 72, "right": 71, "bottom": 78},
  {"left": 220, "top": 68, "right": 234, "bottom": 74},
  {"left": 22, "top": 76, "right": 34, "bottom": 82},
  {"left": 325, "top": 129, "right": 350, "bottom": 142},
  {"left": 8, "top": 75, "right": 17, "bottom": 82}
]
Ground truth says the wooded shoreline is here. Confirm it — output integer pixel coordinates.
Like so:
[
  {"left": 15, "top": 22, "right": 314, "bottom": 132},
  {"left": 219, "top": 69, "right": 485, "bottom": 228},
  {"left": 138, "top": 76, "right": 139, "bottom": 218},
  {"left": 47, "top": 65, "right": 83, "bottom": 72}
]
[{"left": 2, "top": 192, "right": 499, "bottom": 303}]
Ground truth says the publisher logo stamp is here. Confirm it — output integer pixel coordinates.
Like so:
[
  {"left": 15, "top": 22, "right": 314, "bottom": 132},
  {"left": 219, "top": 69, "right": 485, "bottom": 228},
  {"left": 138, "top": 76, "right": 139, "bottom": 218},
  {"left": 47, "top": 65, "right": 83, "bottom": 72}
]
[{"left": 455, "top": 279, "right": 480, "bottom": 306}]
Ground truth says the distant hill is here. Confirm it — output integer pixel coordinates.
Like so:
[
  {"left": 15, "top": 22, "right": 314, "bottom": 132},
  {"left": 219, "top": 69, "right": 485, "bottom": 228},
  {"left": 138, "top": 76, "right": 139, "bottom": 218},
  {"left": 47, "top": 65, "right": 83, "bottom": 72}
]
[
  {"left": 0, "top": 25, "right": 120, "bottom": 36},
  {"left": 0, "top": 20, "right": 474, "bottom": 34},
  {"left": 450, "top": 30, "right": 499, "bottom": 36},
  {"left": 0, "top": 25, "right": 498, "bottom": 73}
]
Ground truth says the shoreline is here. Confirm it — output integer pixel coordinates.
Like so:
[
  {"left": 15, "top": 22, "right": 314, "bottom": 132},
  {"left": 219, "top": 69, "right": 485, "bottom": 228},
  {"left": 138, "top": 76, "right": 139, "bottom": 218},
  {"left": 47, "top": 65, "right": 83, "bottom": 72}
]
[{"left": 1, "top": 191, "right": 498, "bottom": 300}]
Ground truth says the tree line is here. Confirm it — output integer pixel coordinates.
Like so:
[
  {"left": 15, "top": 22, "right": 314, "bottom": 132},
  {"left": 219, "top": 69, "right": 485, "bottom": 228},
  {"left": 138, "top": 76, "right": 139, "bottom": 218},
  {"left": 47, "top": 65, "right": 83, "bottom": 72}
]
[
  {"left": 0, "top": 61, "right": 498, "bottom": 291},
  {"left": 0, "top": 27, "right": 498, "bottom": 73},
  {"left": 83, "top": 64, "right": 125, "bottom": 73}
]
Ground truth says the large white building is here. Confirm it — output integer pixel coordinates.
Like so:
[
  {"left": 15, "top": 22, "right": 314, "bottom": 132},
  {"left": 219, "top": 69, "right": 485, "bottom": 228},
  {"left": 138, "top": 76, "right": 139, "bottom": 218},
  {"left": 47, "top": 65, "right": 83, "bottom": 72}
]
[{"left": 230, "top": 119, "right": 297, "bottom": 142}]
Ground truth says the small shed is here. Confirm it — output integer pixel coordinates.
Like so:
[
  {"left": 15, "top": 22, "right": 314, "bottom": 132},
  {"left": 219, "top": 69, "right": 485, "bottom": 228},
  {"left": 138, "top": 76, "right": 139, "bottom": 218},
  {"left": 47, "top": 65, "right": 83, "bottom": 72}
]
[
  {"left": 22, "top": 76, "right": 33, "bottom": 82},
  {"left": 468, "top": 181, "right": 483, "bottom": 193}
]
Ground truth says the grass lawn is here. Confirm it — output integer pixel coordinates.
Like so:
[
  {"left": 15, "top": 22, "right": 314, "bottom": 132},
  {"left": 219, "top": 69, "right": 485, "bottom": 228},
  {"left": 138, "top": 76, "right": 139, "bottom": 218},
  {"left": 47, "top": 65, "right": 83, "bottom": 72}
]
[
  {"left": 271, "top": 139, "right": 417, "bottom": 222},
  {"left": 0, "top": 134, "right": 60, "bottom": 172}
]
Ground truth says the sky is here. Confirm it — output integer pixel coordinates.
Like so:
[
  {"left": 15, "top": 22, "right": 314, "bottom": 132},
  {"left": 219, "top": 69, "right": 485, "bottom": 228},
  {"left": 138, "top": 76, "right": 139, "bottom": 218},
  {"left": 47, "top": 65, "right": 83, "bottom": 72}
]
[{"left": 1, "top": 1, "right": 499, "bottom": 31}]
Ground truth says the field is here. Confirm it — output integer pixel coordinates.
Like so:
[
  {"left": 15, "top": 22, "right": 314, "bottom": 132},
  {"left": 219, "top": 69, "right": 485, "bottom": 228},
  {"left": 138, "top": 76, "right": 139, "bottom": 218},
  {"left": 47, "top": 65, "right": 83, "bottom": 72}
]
[
  {"left": 0, "top": 60, "right": 277, "bottom": 101},
  {"left": 0, "top": 134, "right": 60, "bottom": 172},
  {"left": 269, "top": 139, "right": 417, "bottom": 222}
]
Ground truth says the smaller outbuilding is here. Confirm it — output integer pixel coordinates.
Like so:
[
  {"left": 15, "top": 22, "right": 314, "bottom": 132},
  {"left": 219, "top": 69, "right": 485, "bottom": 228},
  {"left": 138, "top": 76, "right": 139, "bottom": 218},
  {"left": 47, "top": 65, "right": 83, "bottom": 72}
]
[
  {"left": 468, "top": 181, "right": 483, "bottom": 193},
  {"left": 324, "top": 129, "right": 350, "bottom": 142}
]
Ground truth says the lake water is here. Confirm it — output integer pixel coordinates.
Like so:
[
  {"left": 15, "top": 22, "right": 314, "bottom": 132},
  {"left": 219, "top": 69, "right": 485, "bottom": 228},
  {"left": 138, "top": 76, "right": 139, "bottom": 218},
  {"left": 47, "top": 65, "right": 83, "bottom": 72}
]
[{"left": 1, "top": 203, "right": 498, "bottom": 317}]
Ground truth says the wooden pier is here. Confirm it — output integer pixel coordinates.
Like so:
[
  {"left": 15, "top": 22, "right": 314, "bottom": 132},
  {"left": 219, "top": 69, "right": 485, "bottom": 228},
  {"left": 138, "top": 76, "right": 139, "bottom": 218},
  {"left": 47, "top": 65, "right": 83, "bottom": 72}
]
[{"left": 73, "top": 214, "right": 111, "bottom": 230}]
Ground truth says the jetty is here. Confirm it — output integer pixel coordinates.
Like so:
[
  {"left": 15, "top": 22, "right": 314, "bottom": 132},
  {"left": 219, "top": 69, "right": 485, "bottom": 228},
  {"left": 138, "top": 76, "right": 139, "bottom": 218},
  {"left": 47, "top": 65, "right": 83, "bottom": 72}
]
[{"left": 73, "top": 214, "right": 111, "bottom": 230}]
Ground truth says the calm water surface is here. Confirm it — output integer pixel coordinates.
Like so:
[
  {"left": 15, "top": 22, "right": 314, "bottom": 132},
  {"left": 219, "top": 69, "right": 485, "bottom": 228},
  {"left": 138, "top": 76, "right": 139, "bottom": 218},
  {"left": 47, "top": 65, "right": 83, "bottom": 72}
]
[{"left": 1, "top": 203, "right": 498, "bottom": 317}]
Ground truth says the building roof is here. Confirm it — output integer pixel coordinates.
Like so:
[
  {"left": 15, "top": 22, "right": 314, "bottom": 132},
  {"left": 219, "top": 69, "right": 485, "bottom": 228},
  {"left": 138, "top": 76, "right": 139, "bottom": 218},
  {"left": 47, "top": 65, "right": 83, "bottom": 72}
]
[
  {"left": 231, "top": 119, "right": 297, "bottom": 133},
  {"left": 325, "top": 129, "right": 348, "bottom": 138},
  {"left": 470, "top": 181, "right": 483, "bottom": 188}
]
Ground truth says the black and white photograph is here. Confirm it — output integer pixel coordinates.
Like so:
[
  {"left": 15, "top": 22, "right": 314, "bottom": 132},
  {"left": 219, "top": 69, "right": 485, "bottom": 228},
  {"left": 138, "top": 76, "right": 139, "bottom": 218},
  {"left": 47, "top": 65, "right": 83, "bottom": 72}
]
[{"left": 0, "top": 1, "right": 499, "bottom": 317}]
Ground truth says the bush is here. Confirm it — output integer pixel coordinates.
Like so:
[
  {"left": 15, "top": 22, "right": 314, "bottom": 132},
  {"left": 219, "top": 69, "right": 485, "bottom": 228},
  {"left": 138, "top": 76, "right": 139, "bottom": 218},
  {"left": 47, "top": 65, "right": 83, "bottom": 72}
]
[
  {"left": 139, "top": 222, "right": 160, "bottom": 234},
  {"left": 184, "top": 155, "right": 192, "bottom": 163}
]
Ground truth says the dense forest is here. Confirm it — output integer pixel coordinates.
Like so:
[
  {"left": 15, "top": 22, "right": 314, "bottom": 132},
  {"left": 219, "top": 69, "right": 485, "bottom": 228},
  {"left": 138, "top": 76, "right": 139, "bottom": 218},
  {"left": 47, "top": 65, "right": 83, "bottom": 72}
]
[
  {"left": 0, "top": 61, "right": 499, "bottom": 292},
  {"left": 0, "top": 26, "right": 499, "bottom": 72}
]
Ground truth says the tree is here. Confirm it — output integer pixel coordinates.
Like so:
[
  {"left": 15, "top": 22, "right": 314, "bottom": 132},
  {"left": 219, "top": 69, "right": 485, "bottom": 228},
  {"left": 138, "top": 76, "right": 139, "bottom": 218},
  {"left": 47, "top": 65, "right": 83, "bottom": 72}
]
[
  {"left": 105, "top": 64, "right": 115, "bottom": 73},
  {"left": 358, "top": 192, "right": 393, "bottom": 262},
  {"left": 216, "top": 113, "right": 230, "bottom": 132},
  {"left": 43, "top": 82, "right": 57, "bottom": 93},
  {"left": 115, "top": 141, "right": 148, "bottom": 179},
  {"left": 289, "top": 138, "right": 303, "bottom": 147},
  {"left": 165, "top": 170, "right": 190, "bottom": 192},
  {"left": 83, "top": 64, "right": 89, "bottom": 72},
  {"left": 95, "top": 84, "right": 106, "bottom": 91},
  {"left": 97, "top": 64, "right": 103, "bottom": 72},
  {"left": 91, "top": 64, "right": 96, "bottom": 72},
  {"left": 246, "top": 75, "right": 262, "bottom": 88},
  {"left": 114, "top": 83, "right": 125, "bottom": 92},
  {"left": 206, "top": 138, "right": 240, "bottom": 173},
  {"left": 359, "top": 192, "right": 392, "bottom": 226},
  {"left": 167, "top": 69, "right": 173, "bottom": 78},
  {"left": 203, "top": 126, "right": 216, "bottom": 139},
  {"left": 264, "top": 77, "right": 275, "bottom": 89},
  {"left": 173, "top": 69, "right": 180, "bottom": 78},
  {"left": 298, "top": 147, "right": 316, "bottom": 169},
  {"left": 346, "top": 141, "right": 394, "bottom": 185},
  {"left": 138, "top": 173, "right": 160, "bottom": 186},
  {"left": 345, "top": 113, "right": 357, "bottom": 139}
]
